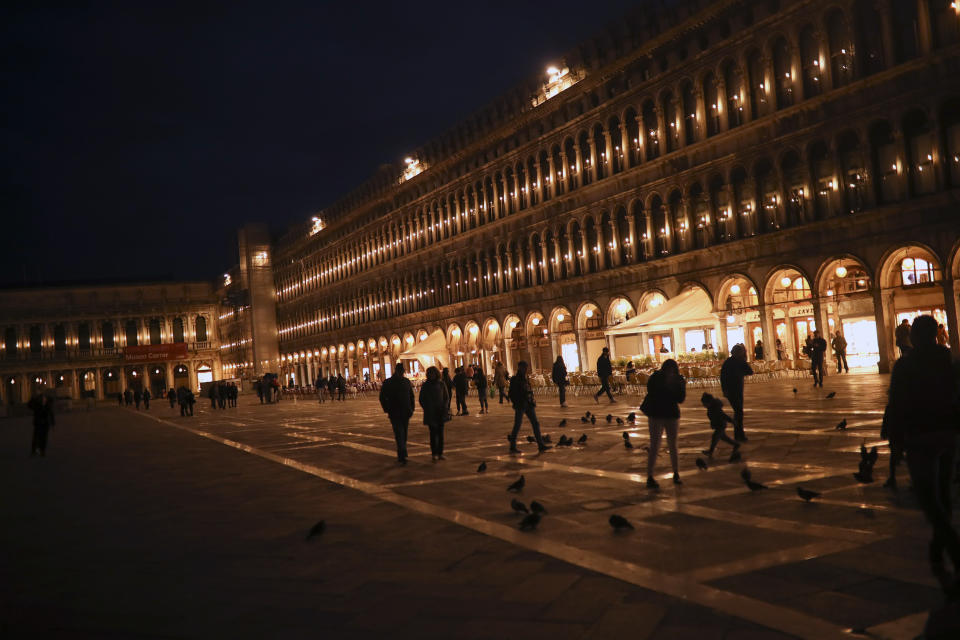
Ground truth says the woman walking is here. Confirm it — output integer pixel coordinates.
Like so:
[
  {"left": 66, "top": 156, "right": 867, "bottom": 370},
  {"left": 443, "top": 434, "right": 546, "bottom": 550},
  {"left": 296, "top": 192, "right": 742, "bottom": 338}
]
[
  {"left": 419, "top": 366, "right": 450, "bottom": 461},
  {"left": 640, "top": 359, "right": 686, "bottom": 489}
]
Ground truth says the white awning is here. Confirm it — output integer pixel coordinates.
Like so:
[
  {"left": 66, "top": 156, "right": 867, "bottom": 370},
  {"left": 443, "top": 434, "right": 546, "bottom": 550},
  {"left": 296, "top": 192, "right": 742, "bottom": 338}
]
[
  {"left": 398, "top": 330, "right": 449, "bottom": 369},
  {"left": 605, "top": 289, "right": 717, "bottom": 335}
]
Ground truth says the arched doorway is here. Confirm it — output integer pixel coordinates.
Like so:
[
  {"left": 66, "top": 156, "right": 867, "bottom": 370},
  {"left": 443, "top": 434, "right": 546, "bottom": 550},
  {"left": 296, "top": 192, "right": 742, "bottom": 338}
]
[
  {"left": 577, "top": 302, "right": 604, "bottom": 370},
  {"left": 765, "top": 267, "right": 816, "bottom": 361},
  {"left": 718, "top": 276, "right": 760, "bottom": 357},
  {"left": 879, "top": 246, "right": 947, "bottom": 365},
  {"left": 549, "top": 307, "right": 578, "bottom": 371},
  {"left": 818, "top": 257, "right": 877, "bottom": 368}
]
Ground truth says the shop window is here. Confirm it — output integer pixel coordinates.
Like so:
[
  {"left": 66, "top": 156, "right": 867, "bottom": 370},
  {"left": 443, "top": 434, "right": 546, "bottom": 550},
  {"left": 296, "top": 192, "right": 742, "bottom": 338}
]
[
  {"left": 773, "top": 275, "right": 811, "bottom": 303},
  {"left": 900, "top": 257, "right": 940, "bottom": 286}
]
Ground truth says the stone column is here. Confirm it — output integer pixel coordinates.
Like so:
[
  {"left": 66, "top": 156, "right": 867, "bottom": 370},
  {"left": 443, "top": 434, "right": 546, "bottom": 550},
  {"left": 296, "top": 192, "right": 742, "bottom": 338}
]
[
  {"left": 872, "top": 288, "right": 895, "bottom": 374},
  {"left": 759, "top": 305, "right": 776, "bottom": 362},
  {"left": 559, "top": 151, "right": 571, "bottom": 192},
  {"left": 552, "top": 236, "right": 563, "bottom": 280},
  {"left": 718, "top": 316, "right": 730, "bottom": 355},
  {"left": 603, "top": 128, "right": 614, "bottom": 175},
  {"left": 942, "top": 278, "right": 960, "bottom": 356},
  {"left": 620, "top": 124, "right": 632, "bottom": 170},
  {"left": 576, "top": 330, "right": 589, "bottom": 373},
  {"left": 540, "top": 240, "right": 550, "bottom": 284},
  {"left": 546, "top": 156, "right": 557, "bottom": 199},
  {"left": 580, "top": 231, "right": 591, "bottom": 274},
  {"left": 503, "top": 337, "right": 514, "bottom": 375},
  {"left": 534, "top": 161, "right": 545, "bottom": 203},
  {"left": 627, "top": 216, "right": 638, "bottom": 263}
]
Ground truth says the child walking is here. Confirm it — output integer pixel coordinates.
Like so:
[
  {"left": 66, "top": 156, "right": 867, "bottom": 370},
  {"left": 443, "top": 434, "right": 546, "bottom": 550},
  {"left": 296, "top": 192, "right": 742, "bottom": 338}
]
[{"left": 701, "top": 393, "right": 741, "bottom": 461}]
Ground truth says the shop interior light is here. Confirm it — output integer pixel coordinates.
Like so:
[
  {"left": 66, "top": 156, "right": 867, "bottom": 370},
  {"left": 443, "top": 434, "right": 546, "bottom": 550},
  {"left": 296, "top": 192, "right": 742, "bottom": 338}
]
[
  {"left": 781, "top": 276, "right": 793, "bottom": 287},
  {"left": 585, "top": 309, "right": 594, "bottom": 318},
  {"left": 557, "top": 313, "right": 565, "bottom": 322},
  {"left": 835, "top": 266, "right": 847, "bottom": 278},
  {"left": 730, "top": 284, "right": 741, "bottom": 295}
]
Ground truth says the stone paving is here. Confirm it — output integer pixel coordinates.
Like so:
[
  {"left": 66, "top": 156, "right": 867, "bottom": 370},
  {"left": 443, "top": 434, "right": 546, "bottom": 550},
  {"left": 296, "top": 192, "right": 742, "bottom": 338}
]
[{"left": 1, "top": 371, "right": 952, "bottom": 638}]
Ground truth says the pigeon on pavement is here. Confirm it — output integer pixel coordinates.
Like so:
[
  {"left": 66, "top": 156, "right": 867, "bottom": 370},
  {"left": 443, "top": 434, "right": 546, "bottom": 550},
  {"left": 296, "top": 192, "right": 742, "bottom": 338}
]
[
  {"left": 696, "top": 457, "right": 708, "bottom": 470},
  {"left": 741, "top": 468, "right": 768, "bottom": 491},
  {"left": 518, "top": 513, "right": 541, "bottom": 531},
  {"left": 477, "top": 461, "right": 487, "bottom": 473},
  {"left": 606, "top": 414, "right": 613, "bottom": 423},
  {"left": 826, "top": 391, "right": 836, "bottom": 399},
  {"left": 530, "top": 500, "right": 547, "bottom": 514},
  {"left": 558, "top": 419, "right": 567, "bottom": 427},
  {"left": 835, "top": 419, "right": 847, "bottom": 431},
  {"left": 577, "top": 434, "right": 588, "bottom": 444},
  {"left": 507, "top": 475, "right": 525, "bottom": 492},
  {"left": 511, "top": 498, "right": 529, "bottom": 513},
  {"left": 797, "top": 487, "right": 821, "bottom": 502},
  {"left": 609, "top": 514, "right": 634, "bottom": 531},
  {"left": 306, "top": 520, "right": 326, "bottom": 541}
]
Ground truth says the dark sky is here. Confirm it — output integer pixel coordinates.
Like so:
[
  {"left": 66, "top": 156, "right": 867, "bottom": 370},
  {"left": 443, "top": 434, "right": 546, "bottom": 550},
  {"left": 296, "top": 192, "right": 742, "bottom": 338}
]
[{"left": 1, "top": 0, "right": 639, "bottom": 287}]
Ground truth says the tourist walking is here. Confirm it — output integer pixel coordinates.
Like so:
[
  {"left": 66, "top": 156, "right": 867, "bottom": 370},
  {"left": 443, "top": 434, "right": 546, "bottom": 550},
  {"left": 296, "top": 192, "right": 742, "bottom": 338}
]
[
  {"left": 143, "top": 388, "right": 151, "bottom": 410},
  {"left": 507, "top": 361, "right": 550, "bottom": 453},
  {"left": 336, "top": 374, "right": 346, "bottom": 401},
  {"left": 640, "top": 359, "right": 686, "bottom": 488},
  {"left": 123, "top": 388, "right": 133, "bottom": 406},
  {"left": 895, "top": 318, "right": 912, "bottom": 358},
  {"left": 28, "top": 393, "right": 55, "bottom": 457},
  {"left": 552, "top": 355, "right": 569, "bottom": 407},
  {"left": 167, "top": 387, "right": 176, "bottom": 409},
  {"left": 442, "top": 367, "right": 454, "bottom": 411},
  {"left": 883, "top": 315, "right": 960, "bottom": 594},
  {"left": 133, "top": 388, "right": 142, "bottom": 410},
  {"left": 209, "top": 383, "right": 219, "bottom": 409},
  {"left": 419, "top": 366, "right": 450, "bottom": 461},
  {"left": 832, "top": 331, "right": 849, "bottom": 373},
  {"left": 453, "top": 366, "right": 469, "bottom": 416},
  {"left": 494, "top": 361, "right": 508, "bottom": 404},
  {"left": 327, "top": 375, "right": 337, "bottom": 402},
  {"left": 720, "top": 344, "right": 753, "bottom": 442},
  {"left": 177, "top": 386, "right": 188, "bottom": 416},
  {"left": 594, "top": 347, "right": 615, "bottom": 404},
  {"left": 754, "top": 340, "right": 764, "bottom": 361},
  {"left": 379, "top": 363, "right": 414, "bottom": 465},
  {"left": 473, "top": 364, "right": 489, "bottom": 414},
  {"left": 700, "top": 392, "right": 740, "bottom": 458},
  {"left": 808, "top": 331, "right": 827, "bottom": 387},
  {"left": 775, "top": 338, "right": 785, "bottom": 360}
]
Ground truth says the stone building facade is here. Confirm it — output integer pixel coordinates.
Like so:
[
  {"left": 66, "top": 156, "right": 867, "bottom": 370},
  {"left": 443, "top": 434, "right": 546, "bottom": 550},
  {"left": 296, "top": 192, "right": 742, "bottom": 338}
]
[{"left": 271, "top": 0, "right": 960, "bottom": 384}]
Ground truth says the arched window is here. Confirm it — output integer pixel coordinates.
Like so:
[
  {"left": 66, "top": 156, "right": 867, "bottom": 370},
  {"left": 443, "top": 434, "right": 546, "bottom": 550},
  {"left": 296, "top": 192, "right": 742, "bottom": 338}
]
[
  {"left": 149, "top": 318, "right": 162, "bottom": 345},
  {"left": 892, "top": 0, "right": 920, "bottom": 62},
  {"left": 703, "top": 73, "right": 721, "bottom": 136},
  {"left": 681, "top": 82, "right": 698, "bottom": 144},
  {"left": 855, "top": 0, "right": 886, "bottom": 75},
  {"left": 772, "top": 37, "right": 794, "bottom": 108},
  {"left": 125, "top": 320, "right": 138, "bottom": 347},
  {"left": 826, "top": 10, "right": 854, "bottom": 87},
  {"left": 904, "top": 111, "right": 936, "bottom": 196},
  {"left": 799, "top": 25, "right": 822, "bottom": 98},
  {"left": 173, "top": 317, "right": 185, "bottom": 343},
  {"left": 900, "top": 257, "right": 940, "bottom": 286},
  {"left": 724, "top": 62, "right": 744, "bottom": 128}
]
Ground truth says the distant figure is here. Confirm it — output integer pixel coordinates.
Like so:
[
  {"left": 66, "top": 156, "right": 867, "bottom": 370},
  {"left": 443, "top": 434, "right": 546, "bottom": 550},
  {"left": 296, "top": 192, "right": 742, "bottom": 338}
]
[
  {"left": 625, "top": 361, "right": 636, "bottom": 382},
  {"left": 883, "top": 315, "right": 960, "bottom": 593},
  {"left": 508, "top": 361, "right": 550, "bottom": 453},
  {"left": 493, "top": 361, "right": 508, "bottom": 404},
  {"left": 272, "top": 377, "right": 281, "bottom": 402},
  {"left": 229, "top": 383, "right": 238, "bottom": 407},
  {"left": 118, "top": 391, "right": 123, "bottom": 406},
  {"left": 123, "top": 388, "right": 133, "bottom": 406},
  {"left": 808, "top": 331, "right": 828, "bottom": 387},
  {"left": 133, "top": 388, "right": 142, "bottom": 410},
  {"left": 775, "top": 338, "right": 785, "bottom": 361},
  {"left": 473, "top": 364, "right": 489, "bottom": 414},
  {"left": 314, "top": 376, "right": 325, "bottom": 403},
  {"left": 453, "top": 366, "right": 469, "bottom": 416},
  {"left": 217, "top": 382, "right": 227, "bottom": 409},
  {"left": 379, "top": 363, "right": 414, "bottom": 465},
  {"left": 442, "top": 367, "right": 454, "bottom": 411},
  {"left": 832, "top": 331, "right": 849, "bottom": 374},
  {"left": 594, "top": 347, "right": 615, "bottom": 404},
  {"left": 336, "top": 374, "right": 346, "bottom": 401},
  {"left": 209, "top": 383, "right": 219, "bottom": 409},
  {"left": 700, "top": 392, "right": 739, "bottom": 457},
  {"left": 659, "top": 345, "right": 669, "bottom": 354},
  {"left": 143, "top": 388, "right": 151, "bottom": 410},
  {"left": 177, "top": 386, "right": 189, "bottom": 417},
  {"left": 327, "top": 375, "right": 337, "bottom": 402},
  {"left": 167, "top": 388, "right": 176, "bottom": 409},
  {"left": 419, "top": 366, "right": 450, "bottom": 461},
  {"left": 186, "top": 387, "right": 195, "bottom": 415},
  {"left": 754, "top": 340, "right": 764, "bottom": 361},
  {"left": 255, "top": 379, "right": 264, "bottom": 404},
  {"left": 641, "top": 359, "right": 686, "bottom": 488},
  {"left": 28, "top": 393, "right": 55, "bottom": 457},
  {"left": 895, "top": 318, "right": 912, "bottom": 358},
  {"left": 551, "top": 355, "right": 569, "bottom": 408},
  {"left": 936, "top": 323, "right": 948, "bottom": 347},
  {"left": 720, "top": 344, "right": 753, "bottom": 442}
]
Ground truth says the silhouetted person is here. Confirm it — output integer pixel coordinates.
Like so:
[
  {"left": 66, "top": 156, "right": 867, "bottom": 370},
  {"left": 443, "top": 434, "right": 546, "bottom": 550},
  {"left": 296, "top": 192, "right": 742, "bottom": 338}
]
[
  {"left": 884, "top": 315, "right": 960, "bottom": 593},
  {"left": 700, "top": 392, "right": 739, "bottom": 457},
  {"left": 177, "top": 386, "right": 188, "bottom": 416},
  {"left": 473, "top": 364, "right": 489, "bottom": 414},
  {"left": 508, "top": 361, "right": 550, "bottom": 453},
  {"left": 327, "top": 375, "right": 337, "bottom": 402},
  {"left": 123, "top": 388, "right": 133, "bottom": 406},
  {"left": 453, "top": 366, "right": 469, "bottom": 416},
  {"left": 314, "top": 375, "right": 325, "bottom": 403},
  {"left": 167, "top": 388, "right": 176, "bottom": 409},
  {"left": 133, "top": 388, "right": 142, "bottom": 410},
  {"left": 754, "top": 340, "right": 764, "bottom": 361},
  {"left": 442, "top": 367, "right": 454, "bottom": 412},
  {"left": 209, "top": 383, "right": 219, "bottom": 409},
  {"left": 229, "top": 383, "right": 238, "bottom": 407},
  {"left": 832, "top": 331, "right": 849, "bottom": 373},
  {"left": 720, "top": 344, "right": 753, "bottom": 442},
  {"left": 808, "top": 331, "right": 827, "bottom": 387},
  {"left": 895, "top": 318, "right": 912, "bottom": 358},
  {"left": 217, "top": 382, "right": 226, "bottom": 409},
  {"left": 494, "top": 361, "right": 508, "bottom": 404},
  {"left": 552, "top": 355, "right": 569, "bottom": 407},
  {"left": 419, "top": 366, "right": 449, "bottom": 461},
  {"left": 594, "top": 347, "right": 615, "bottom": 403},
  {"left": 379, "top": 363, "right": 414, "bottom": 464},
  {"left": 775, "top": 338, "right": 785, "bottom": 360},
  {"left": 118, "top": 391, "right": 123, "bottom": 406},
  {"left": 142, "top": 388, "right": 151, "bottom": 410},
  {"left": 28, "top": 393, "right": 55, "bottom": 457},
  {"left": 641, "top": 359, "right": 685, "bottom": 488},
  {"left": 336, "top": 374, "right": 346, "bottom": 401},
  {"left": 186, "top": 387, "right": 195, "bottom": 415}
]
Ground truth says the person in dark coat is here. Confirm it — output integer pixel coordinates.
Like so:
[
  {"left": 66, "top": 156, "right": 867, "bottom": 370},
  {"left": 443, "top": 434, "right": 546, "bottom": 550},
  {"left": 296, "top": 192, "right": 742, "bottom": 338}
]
[
  {"left": 217, "top": 382, "right": 227, "bottom": 409},
  {"left": 336, "top": 374, "right": 346, "bottom": 401},
  {"left": 641, "top": 359, "right": 686, "bottom": 488},
  {"left": 442, "top": 367, "right": 454, "bottom": 411},
  {"left": 143, "top": 388, "right": 151, "bottom": 410},
  {"left": 379, "top": 363, "right": 415, "bottom": 464},
  {"left": 314, "top": 376, "right": 325, "bottom": 403},
  {"left": 209, "top": 382, "right": 219, "bottom": 409},
  {"left": 229, "top": 383, "right": 238, "bottom": 407},
  {"left": 186, "top": 387, "right": 195, "bottom": 415},
  {"left": 720, "top": 344, "right": 753, "bottom": 442},
  {"left": 473, "top": 364, "right": 489, "bottom": 414},
  {"left": 177, "top": 385, "right": 188, "bottom": 417},
  {"left": 133, "top": 388, "right": 142, "bottom": 410},
  {"left": 832, "top": 332, "right": 849, "bottom": 373},
  {"left": 753, "top": 340, "right": 764, "bottom": 361},
  {"left": 808, "top": 331, "right": 828, "bottom": 387},
  {"left": 493, "top": 361, "right": 508, "bottom": 404},
  {"left": 419, "top": 366, "right": 450, "bottom": 461},
  {"left": 594, "top": 347, "right": 615, "bottom": 403},
  {"left": 884, "top": 315, "right": 960, "bottom": 594},
  {"left": 507, "top": 361, "right": 550, "bottom": 453},
  {"left": 123, "top": 388, "right": 133, "bottom": 406},
  {"left": 700, "top": 392, "right": 739, "bottom": 457},
  {"left": 552, "top": 355, "right": 569, "bottom": 407},
  {"left": 895, "top": 318, "right": 912, "bottom": 358},
  {"left": 453, "top": 367, "right": 469, "bottom": 416},
  {"left": 167, "top": 387, "right": 176, "bottom": 409},
  {"left": 28, "top": 393, "right": 55, "bottom": 457},
  {"left": 118, "top": 391, "right": 123, "bottom": 406},
  {"left": 255, "top": 379, "right": 264, "bottom": 404}
]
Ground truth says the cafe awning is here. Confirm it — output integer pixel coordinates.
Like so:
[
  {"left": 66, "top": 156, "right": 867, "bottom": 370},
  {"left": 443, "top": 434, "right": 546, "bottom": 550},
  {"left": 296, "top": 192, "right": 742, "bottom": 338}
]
[
  {"left": 605, "top": 289, "right": 717, "bottom": 335},
  {"left": 398, "top": 330, "right": 449, "bottom": 369}
]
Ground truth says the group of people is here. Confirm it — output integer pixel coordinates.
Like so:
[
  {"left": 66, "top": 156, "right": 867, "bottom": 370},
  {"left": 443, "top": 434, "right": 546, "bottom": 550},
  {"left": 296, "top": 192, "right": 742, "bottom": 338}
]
[
  {"left": 442, "top": 364, "right": 489, "bottom": 416},
  {"left": 117, "top": 387, "right": 151, "bottom": 410},
  {"left": 312, "top": 374, "right": 348, "bottom": 402},
  {"left": 207, "top": 381, "right": 238, "bottom": 409},
  {"left": 254, "top": 376, "right": 281, "bottom": 404}
]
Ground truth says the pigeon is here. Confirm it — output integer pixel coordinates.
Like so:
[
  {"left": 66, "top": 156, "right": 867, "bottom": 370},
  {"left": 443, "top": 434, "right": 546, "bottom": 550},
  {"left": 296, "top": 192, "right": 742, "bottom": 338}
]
[
  {"left": 741, "top": 468, "right": 768, "bottom": 491},
  {"left": 585, "top": 411, "right": 591, "bottom": 418},
  {"left": 622, "top": 431, "right": 631, "bottom": 440},
  {"left": 792, "top": 388, "right": 798, "bottom": 394},
  {"left": 542, "top": 434, "right": 552, "bottom": 444},
  {"left": 518, "top": 513, "right": 541, "bottom": 531},
  {"left": 556, "top": 435, "right": 570, "bottom": 446},
  {"left": 581, "top": 416, "right": 590, "bottom": 423},
  {"left": 530, "top": 500, "right": 547, "bottom": 514},
  {"left": 606, "top": 414, "right": 613, "bottom": 423},
  {"left": 695, "top": 457, "right": 708, "bottom": 471},
  {"left": 826, "top": 391, "right": 836, "bottom": 399},
  {"left": 477, "top": 461, "right": 487, "bottom": 473},
  {"left": 527, "top": 435, "right": 536, "bottom": 443},
  {"left": 853, "top": 471, "right": 874, "bottom": 483},
  {"left": 729, "top": 450, "right": 742, "bottom": 463},
  {"left": 511, "top": 498, "right": 529, "bottom": 513},
  {"left": 627, "top": 412, "right": 636, "bottom": 423},
  {"left": 835, "top": 419, "right": 847, "bottom": 431},
  {"left": 624, "top": 438, "right": 634, "bottom": 450},
  {"left": 558, "top": 419, "right": 567, "bottom": 427},
  {"left": 866, "top": 446, "right": 878, "bottom": 466},
  {"left": 507, "top": 475, "right": 525, "bottom": 492},
  {"left": 577, "top": 434, "right": 588, "bottom": 444},
  {"left": 616, "top": 417, "right": 624, "bottom": 425},
  {"left": 590, "top": 416, "right": 596, "bottom": 424},
  {"left": 609, "top": 514, "right": 634, "bottom": 531},
  {"left": 306, "top": 520, "right": 326, "bottom": 540},
  {"left": 797, "top": 487, "right": 821, "bottom": 502}
]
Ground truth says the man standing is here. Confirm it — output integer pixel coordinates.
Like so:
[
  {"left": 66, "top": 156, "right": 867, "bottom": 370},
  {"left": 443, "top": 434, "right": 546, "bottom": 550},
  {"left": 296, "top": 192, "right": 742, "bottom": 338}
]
[
  {"left": 832, "top": 331, "right": 849, "bottom": 373},
  {"left": 552, "top": 355, "right": 569, "bottom": 408},
  {"left": 720, "top": 344, "right": 753, "bottom": 442},
  {"left": 594, "top": 347, "right": 615, "bottom": 404},
  {"left": 28, "top": 393, "right": 55, "bottom": 457},
  {"left": 809, "top": 331, "right": 828, "bottom": 387},
  {"left": 884, "top": 315, "right": 960, "bottom": 593},
  {"left": 167, "top": 387, "right": 176, "bottom": 409},
  {"left": 336, "top": 373, "right": 346, "bottom": 401},
  {"left": 895, "top": 318, "right": 912, "bottom": 358},
  {"left": 453, "top": 366, "right": 469, "bottom": 416},
  {"left": 379, "top": 364, "right": 415, "bottom": 465},
  {"left": 473, "top": 364, "right": 489, "bottom": 415},
  {"left": 143, "top": 388, "right": 151, "bottom": 410}
]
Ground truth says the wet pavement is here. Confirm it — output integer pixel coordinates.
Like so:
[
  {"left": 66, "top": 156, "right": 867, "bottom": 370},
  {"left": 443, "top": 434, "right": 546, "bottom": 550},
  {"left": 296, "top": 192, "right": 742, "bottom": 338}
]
[{"left": 1, "top": 371, "right": 950, "bottom": 639}]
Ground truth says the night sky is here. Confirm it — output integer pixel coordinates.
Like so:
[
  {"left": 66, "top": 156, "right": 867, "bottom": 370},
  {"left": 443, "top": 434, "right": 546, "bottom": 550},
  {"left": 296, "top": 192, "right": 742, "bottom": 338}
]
[{"left": 0, "top": 0, "right": 639, "bottom": 288}]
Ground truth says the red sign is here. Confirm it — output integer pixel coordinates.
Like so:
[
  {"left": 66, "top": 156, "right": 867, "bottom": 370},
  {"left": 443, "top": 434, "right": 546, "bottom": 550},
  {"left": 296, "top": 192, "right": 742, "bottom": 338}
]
[{"left": 124, "top": 343, "right": 189, "bottom": 362}]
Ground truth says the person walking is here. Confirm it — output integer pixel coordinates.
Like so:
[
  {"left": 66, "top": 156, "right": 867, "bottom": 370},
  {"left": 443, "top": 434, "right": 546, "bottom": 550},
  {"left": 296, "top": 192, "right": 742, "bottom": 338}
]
[
  {"left": 118, "top": 391, "right": 123, "bottom": 406},
  {"left": 594, "top": 347, "right": 616, "bottom": 404},
  {"left": 640, "top": 359, "right": 686, "bottom": 488},
  {"left": 700, "top": 392, "right": 740, "bottom": 459},
  {"left": 895, "top": 318, "right": 912, "bottom": 358},
  {"left": 314, "top": 375, "right": 325, "bottom": 403},
  {"left": 754, "top": 340, "right": 764, "bottom": 361},
  {"left": 883, "top": 315, "right": 960, "bottom": 594},
  {"left": 167, "top": 387, "right": 176, "bottom": 409},
  {"left": 133, "top": 388, "right": 142, "bottom": 410},
  {"left": 229, "top": 383, "right": 238, "bottom": 407},
  {"left": 209, "top": 383, "right": 219, "bottom": 410},
  {"left": 186, "top": 387, "right": 195, "bottom": 416},
  {"left": 453, "top": 366, "right": 469, "bottom": 416},
  {"left": 473, "top": 364, "right": 489, "bottom": 414},
  {"left": 143, "top": 388, "right": 151, "bottom": 410},
  {"left": 808, "top": 331, "right": 828, "bottom": 387},
  {"left": 775, "top": 338, "right": 785, "bottom": 360},
  {"left": 832, "top": 331, "right": 849, "bottom": 373},
  {"left": 379, "top": 363, "right": 415, "bottom": 465},
  {"left": 507, "top": 361, "right": 551, "bottom": 453},
  {"left": 493, "top": 361, "right": 508, "bottom": 404},
  {"left": 217, "top": 383, "right": 227, "bottom": 409},
  {"left": 552, "top": 355, "right": 569, "bottom": 408},
  {"left": 123, "top": 388, "right": 133, "bottom": 406},
  {"left": 336, "top": 374, "right": 346, "bottom": 401},
  {"left": 28, "top": 393, "right": 55, "bottom": 457},
  {"left": 327, "top": 375, "right": 337, "bottom": 402},
  {"left": 419, "top": 366, "right": 450, "bottom": 461},
  {"left": 177, "top": 385, "right": 188, "bottom": 417},
  {"left": 720, "top": 344, "right": 753, "bottom": 442}
]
